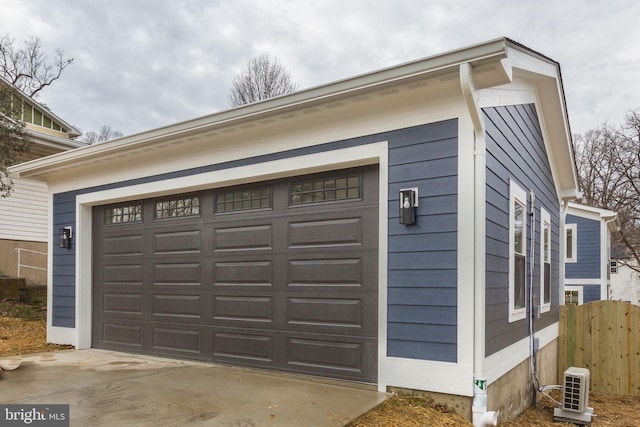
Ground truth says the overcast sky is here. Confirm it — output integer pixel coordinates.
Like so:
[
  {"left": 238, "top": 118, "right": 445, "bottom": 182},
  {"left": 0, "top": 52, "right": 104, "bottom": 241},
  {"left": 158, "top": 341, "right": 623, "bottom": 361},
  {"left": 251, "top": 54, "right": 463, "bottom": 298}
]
[{"left": 1, "top": 0, "right": 638, "bottom": 138}]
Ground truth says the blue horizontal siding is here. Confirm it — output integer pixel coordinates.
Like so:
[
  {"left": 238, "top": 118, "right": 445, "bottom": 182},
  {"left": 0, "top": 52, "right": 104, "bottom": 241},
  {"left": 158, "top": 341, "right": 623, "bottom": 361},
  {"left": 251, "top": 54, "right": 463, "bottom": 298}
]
[
  {"left": 387, "top": 119, "right": 458, "bottom": 363},
  {"left": 483, "top": 104, "right": 561, "bottom": 357},
  {"left": 565, "top": 214, "right": 601, "bottom": 279},
  {"left": 582, "top": 285, "right": 602, "bottom": 303}
]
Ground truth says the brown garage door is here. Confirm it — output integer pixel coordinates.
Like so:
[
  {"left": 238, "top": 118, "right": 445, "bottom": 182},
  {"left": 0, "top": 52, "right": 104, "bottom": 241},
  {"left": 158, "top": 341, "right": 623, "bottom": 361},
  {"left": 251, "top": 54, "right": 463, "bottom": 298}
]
[{"left": 92, "top": 166, "right": 378, "bottom": 382}]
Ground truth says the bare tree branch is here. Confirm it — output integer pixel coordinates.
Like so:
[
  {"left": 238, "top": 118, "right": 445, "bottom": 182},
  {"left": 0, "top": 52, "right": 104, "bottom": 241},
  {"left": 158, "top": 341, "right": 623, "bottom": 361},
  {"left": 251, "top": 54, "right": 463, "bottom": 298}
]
[
  {"left": 228, "top": 54, "right": 298, "bottom": 107},
  {"left": 0, "top": 34, "right": 74, "bottom": 98},
  {"left": 575, "top": 108, "right": 640, "bottom": 271},
  {"left": 81, "top": 125, "right": 123, "bottom": 144},
  {"left": 0, "top": 85, "right": 31, "bottom": 197}
]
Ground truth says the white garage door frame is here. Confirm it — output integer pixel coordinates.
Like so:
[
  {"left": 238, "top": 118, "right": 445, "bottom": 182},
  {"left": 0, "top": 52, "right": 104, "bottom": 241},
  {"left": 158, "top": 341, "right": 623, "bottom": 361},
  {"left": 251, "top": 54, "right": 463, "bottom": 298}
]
[{"left": 62, "top": 142, "right": 389, "bottom": 370}]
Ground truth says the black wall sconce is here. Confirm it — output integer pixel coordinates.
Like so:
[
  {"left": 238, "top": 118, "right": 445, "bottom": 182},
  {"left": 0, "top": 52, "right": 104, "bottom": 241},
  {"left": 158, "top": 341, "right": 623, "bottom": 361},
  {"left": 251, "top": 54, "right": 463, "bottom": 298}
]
[
  {"left": 399, "top": 188, "right": 418, "bottom": 225},
  {"left": 59, "top": 226, "right": 73, "bottom": 249}
]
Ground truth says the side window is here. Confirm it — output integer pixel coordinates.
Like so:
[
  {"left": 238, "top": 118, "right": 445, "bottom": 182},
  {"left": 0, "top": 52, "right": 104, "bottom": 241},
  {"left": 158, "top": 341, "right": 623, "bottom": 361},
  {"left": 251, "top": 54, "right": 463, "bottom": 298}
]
[
  {"left": 565, "top": 224, "right": 577, "bottom": 262},
  {"left": 540, "top": 208, "right": 551, "bottom": 312},
  {"left": 564, "top": 288, "right": 582, "bottom": 305},
  {"left": 509, "top": 179, "right": 527, "bottom": 322}
]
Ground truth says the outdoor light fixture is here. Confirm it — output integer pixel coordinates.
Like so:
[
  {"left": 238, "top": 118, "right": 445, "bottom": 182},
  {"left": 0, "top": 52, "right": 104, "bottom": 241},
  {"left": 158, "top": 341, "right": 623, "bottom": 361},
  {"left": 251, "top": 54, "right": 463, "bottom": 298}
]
[
  {"left": 59, "top": 226, "right": 72, "bottom": 249},
  {"left": 399, "top": 188, "right": 418, "bottom": 225}
]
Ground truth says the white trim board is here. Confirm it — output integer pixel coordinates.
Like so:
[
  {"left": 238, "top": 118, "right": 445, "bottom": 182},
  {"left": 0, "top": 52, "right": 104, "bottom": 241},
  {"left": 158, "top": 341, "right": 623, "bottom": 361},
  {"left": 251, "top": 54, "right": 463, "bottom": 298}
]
[{"left": 484, "top": 322, "right": 558, "bottom": 385}]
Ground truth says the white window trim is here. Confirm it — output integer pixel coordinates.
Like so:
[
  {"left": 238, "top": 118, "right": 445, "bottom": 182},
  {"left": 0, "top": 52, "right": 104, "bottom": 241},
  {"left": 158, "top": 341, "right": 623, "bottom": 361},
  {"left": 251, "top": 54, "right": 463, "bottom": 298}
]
[
  {"left": 565, "top": 223, "right": 577, "bottom": 263},
  {"left": 509, "top": 179, "right": 527, "bottom": 322},
  {"left": 564, "top": 286, "right": 583, "bottom": 305},
  {"left": 540, "top": 208, "right": 551, "bottom": 313}
]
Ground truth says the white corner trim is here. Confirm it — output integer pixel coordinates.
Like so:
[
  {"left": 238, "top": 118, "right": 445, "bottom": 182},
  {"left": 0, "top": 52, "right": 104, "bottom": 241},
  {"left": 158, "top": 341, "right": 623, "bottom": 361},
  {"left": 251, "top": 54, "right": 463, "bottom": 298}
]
[
  {"left": 47, "top": 325, "right": 76, "bottom": 346},
  {"left": 484, "top": 322, "right": 558, "bottom": 385},
  {"left": 379, "top": 357, "right": 474, "bottom": 396}
]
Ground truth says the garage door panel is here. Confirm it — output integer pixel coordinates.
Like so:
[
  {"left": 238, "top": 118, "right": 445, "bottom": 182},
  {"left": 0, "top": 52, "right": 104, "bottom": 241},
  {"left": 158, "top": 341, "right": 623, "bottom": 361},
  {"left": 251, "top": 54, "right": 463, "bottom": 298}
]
[
  {"left": 212, "top": 295, "right": 273, "bottom": 323},
  {"left": 287, "top": 336, "right": 363, "bottom": 373},
  {"left": 287, "top": 297, "right": 363, "bottom": 328},
  {"left": 101, "top": 322, "right": 143, "bottom": 347},
  {"left": 288, "top": 217, "right": 363, "bottom": 248},
  {"left": 152, "top": 262, "right": 202, "bottom": 286},
  {"left": 214, "top": 224, "right": 273, "bottom": 252},
  {"left": 103, "top": 264, "right": 144, "bottom": 286},
  {"left": 103, "top": 292, "right": 143, "bottom": 315},
  {"left": 152, "top": 327, "right": 201, "bottom": 353},
  {"left": 152, "top": 294, "right": 202, "bottom": 319},
  {"left": 93, "top": 165, "right": 378, "bottom": 383},
  {"left": 288, "top": 258, "right": 363, "bottom": 286},
  {"left": 104, "top": 234, "right": 144, "bottom": 256},
  {"left": 213, "top": 330, "right": 273, "bottom": 362},
  {"left": 153, "top": 230, "right": 201, "bottom": 254},
  {"left": 213, "top": 260, "right": 273, "bottom": 286}
]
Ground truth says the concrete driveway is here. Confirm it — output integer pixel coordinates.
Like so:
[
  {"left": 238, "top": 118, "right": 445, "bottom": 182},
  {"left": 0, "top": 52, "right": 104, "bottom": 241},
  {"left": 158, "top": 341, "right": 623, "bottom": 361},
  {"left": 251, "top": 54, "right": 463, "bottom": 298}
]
[{"left": 0, "top": 350, "right": 388, "bottom": 426}]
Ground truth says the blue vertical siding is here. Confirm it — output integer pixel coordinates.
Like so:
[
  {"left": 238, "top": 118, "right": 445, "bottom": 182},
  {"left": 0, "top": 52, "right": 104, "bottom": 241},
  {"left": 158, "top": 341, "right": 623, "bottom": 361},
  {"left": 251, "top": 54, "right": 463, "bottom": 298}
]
[
  {"left": 51, "top": 119, "right": 460, "bottom": 363},
  {"left": 565, "top": 214, "right": 601, "bottom": 279},
  {"left": 484, "top": 104, "right": 560, "bottom": 357}
]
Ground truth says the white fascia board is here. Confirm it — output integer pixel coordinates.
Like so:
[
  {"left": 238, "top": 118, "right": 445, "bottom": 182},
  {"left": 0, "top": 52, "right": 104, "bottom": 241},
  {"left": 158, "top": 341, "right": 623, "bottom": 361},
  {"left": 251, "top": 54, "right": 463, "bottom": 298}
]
[{"left": 567, "top": 202, "right": 617, "bottom": 220}]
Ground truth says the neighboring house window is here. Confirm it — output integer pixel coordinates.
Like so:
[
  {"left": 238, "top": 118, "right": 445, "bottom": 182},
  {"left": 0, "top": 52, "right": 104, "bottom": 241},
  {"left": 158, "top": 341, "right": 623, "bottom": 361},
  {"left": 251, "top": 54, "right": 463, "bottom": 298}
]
[
  {"left": 610, "top": 260, "right": 618, "bottom": 274},
  {"left": 564, "top": 287, "right": 583, "bottom": 305},
  {"left": 565, "top": 224, "right": 577, "bottom": 262},
  {"left": 540, "top": 208, "right": 551, "bottom": 312},
  {"left": 509, "top": 179, "right": 527, "bottom": 322}
]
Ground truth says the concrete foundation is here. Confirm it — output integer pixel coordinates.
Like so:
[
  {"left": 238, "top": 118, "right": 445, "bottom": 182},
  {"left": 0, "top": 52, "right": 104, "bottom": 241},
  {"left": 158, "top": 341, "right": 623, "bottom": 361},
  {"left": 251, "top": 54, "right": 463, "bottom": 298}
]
[
  {"left": 0, "top": 239, "right": 47, "bottom": 286},
  {"left": 389, "top": 338, "right": 558, "bottom": 424},
  {"left": 487, "top": 338, "right": 558, "bottom": 423}
]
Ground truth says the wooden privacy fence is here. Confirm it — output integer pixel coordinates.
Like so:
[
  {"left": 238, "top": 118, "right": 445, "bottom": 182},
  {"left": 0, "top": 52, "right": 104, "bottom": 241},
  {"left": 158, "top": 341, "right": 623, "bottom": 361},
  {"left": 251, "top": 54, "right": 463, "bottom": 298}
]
[{"left": 559, "top": 300, "right": 640, "bottom": 396}]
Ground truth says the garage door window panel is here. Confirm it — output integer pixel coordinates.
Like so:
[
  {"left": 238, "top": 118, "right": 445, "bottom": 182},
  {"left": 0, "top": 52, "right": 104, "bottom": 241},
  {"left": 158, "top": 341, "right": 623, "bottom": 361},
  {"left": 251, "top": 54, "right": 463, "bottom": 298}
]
[
  {"left": 290, "top": 175, "right": 360, "bottom": 205},
  {"left": 155, "top": 195, "right": 200, "bottom": 219},
  {"left": 216, "top": 187, "right": 272, "bottom": 213},
  {"left": 105, "top": 203, "right": 143, "bottom": 224}
]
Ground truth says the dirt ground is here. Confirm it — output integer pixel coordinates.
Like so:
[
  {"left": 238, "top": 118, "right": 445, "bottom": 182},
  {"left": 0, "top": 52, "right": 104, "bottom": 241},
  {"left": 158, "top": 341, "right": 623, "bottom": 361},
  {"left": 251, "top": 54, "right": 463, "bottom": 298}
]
[{"left": 3, "top": 298, "right": 640, "bottom": 426}]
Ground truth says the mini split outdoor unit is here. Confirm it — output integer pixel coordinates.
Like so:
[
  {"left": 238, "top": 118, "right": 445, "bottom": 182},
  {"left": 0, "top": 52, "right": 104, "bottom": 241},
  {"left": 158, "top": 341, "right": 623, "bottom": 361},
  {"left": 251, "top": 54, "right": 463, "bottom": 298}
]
[{"left": 553, "top": 367, "right": 594, "bottom": 425}]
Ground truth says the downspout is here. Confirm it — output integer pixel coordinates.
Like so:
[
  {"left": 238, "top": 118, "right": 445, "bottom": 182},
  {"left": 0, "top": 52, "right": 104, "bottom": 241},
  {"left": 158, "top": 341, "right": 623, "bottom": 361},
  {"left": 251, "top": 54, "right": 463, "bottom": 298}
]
[
  {"left": 603, "top": 215, "right": 619, "bottom": 300},
  {"left": 460, "top": 62, "right": 498, "bottom": 427}
]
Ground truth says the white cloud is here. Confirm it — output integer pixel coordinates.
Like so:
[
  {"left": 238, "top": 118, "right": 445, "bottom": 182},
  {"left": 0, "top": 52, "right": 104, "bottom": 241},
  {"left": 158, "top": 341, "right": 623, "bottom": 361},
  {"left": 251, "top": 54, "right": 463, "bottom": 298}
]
[{"left": 0, "top": 0, "right": 638, "bottom": 136}]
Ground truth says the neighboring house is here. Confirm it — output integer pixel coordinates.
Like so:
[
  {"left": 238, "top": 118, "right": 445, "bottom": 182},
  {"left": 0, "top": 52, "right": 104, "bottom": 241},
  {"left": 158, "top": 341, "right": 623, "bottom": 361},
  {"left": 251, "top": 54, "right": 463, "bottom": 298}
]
[
  {"left": 610, "top": 245, "right": 640, "bottom": 305},
  {"left": 11, "top": 38, "right": 579, "bottom": 424},
  {"left": 563, "top": 202, "right": 618, "bottom": 305},
  {"left": 0, "top": 76, "right": 84, "bottom": 285}
]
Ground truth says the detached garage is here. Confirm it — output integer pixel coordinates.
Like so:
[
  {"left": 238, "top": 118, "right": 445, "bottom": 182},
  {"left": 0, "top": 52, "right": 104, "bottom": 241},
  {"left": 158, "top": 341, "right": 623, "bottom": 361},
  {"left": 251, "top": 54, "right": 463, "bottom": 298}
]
[{"left": 11, "top": 38, "right": 580, "bottom": 423}]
